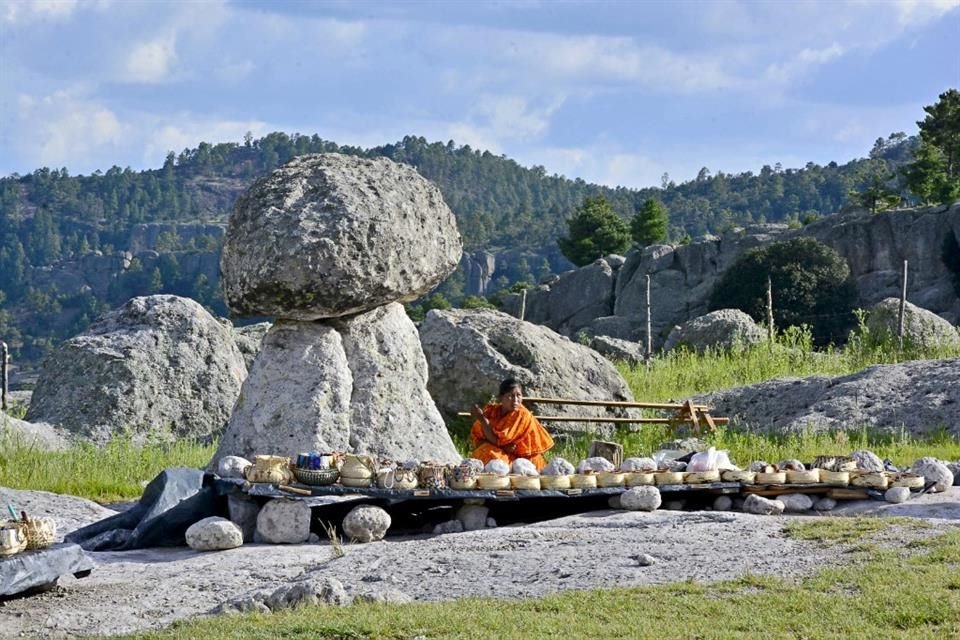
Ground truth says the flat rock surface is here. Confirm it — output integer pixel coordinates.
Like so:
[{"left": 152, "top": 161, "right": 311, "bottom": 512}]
[{"left": 1, "top": 487, "right": 958, "bottom": 637}]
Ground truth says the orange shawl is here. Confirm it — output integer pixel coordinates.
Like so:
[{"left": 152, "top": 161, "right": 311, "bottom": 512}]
[{"left": 470, "top": 404, "right": 554, "bottom": 469}]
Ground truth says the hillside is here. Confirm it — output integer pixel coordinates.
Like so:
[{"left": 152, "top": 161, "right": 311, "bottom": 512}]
[{"left": 0, "top": 132, "right": 914, "bottom": 366}]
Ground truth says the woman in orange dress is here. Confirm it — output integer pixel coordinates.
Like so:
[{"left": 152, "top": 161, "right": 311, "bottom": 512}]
[{"left": 470, "top": 378, "right": 554, "bottom": 471}]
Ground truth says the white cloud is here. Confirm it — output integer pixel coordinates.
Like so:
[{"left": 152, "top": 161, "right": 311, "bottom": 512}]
[
  {"left": 125, "top": 35, "right": 177, "bottom": 83},
  {"left": 764, "top": 42, "right": 845, "bottom": 85},
  {"left": 2, "top": 0, "right": 78, "bottom": 23},
  {"left": 893, "top": 0, "right": 960, "bottom": 26},
  {"left": 444, "top": 94, "right": 563, "bottom": 156},
  {"left": 531, "top": 145, "right": 663, "bottom": 189},
  {"left": 14, "top": 90, "right": 127, "bottom": 169},
  {"left": 143, "top": 117, "right": 272, "bottom": 164}
]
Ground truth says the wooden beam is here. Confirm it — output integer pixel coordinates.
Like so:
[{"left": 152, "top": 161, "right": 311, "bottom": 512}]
[{"left": 523, "top": 397, "right": 712, "bottom": 411}]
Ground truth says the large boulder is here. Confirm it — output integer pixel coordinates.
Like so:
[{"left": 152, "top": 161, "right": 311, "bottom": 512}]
[
  {"left": 26, "top": 295, "right": 247, "bottom": 444},
  {"left": 419, "top": 309, "right": 634, "bottom": 427},
  {"left": 220, "top": 153, "right": 462, "bottom": 320},
  {"left": 865, "top": 298, "right": 959, "bottom": 350},
  {"left": 698, "top": 357, "right": 960, "bottom": 438},
  {"left": 212, "top": 303, "right": 459, "bottom": 464},
  {"left": 232, "top": 322, "right": 271, "bottom": 371},
  {"left": 1, "top": 411, "right": 71, "bottom": 451},
  {"left": 663, "top": 309, "right": 766, "bottom": 353}
]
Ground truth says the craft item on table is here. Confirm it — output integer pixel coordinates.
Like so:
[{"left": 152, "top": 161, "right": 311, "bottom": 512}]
[
  {"left": 540, "top": 474, "right": 572, "bottom": 490},
  {"left": 684, "top": 470, "right": 720, "bottom": 484},
  {"left": 376, "top": 465, "right": 396, "bottom": 489},
  {"left": 394, "top": 467, "right": 419, "bottom": 490},
  {"left": 418, "top": 462, "right": 448, "bottom": 490},
  {"left": 654, "top": 470, "right": 685, "bottom": 485},
  {"left": 785, "top": 469, "right": 820, "bottom": 484},
  {"left": 754, "top": 466, "right": 786, "bottom": 484},
  {"left": 891, "top": 473, "right": 925, "bottom": 489},
  {"left": 292, "top": 466, "right": 340, "bottom": 486},
  {"left": 576, "top": 457, "right": 615, "bottom": 473},
  {"left": 625, "top": 471, "right": 656, "bottom": 486},
  {"left": 776, "top": 459, "right": 805, "bottom": 472},
  {"left": 541, "top": 457, "right": 575, "bottom": 476},
  {"left": 449, "top": 460, "right": 480, "bottom": 490},
  {"left": 477, "top": 473, "right": 511, "bottom": 490},
  {"left": 748, "top": 460, "right": 772, "bottom": 472},
  {"left": 510, "top": 458, "right": 540, "bottom": 476},
  {"left": 721, "top": 469, "right": 756, "bottom": 484},
  {"left": 620, "top": 457, "right": 657, "bottom": 472},
  {"left": 596, "top": 471, "right": 626, "bottom": 487},
  {"left": 244, "top": 455, "right": 294, "bottom": 485},
  {"left": 851, "top": 471, "right": 888, "bottom": 489},
  {"left": 811, "top": 455, "right": 858, "bottom": 472},
  {"left": 399, "top": 459, "right": 420, "bottom": 470},
  {"left": 0, "top": 521, "right": 27, "bottom": 557},
  {"left": 818, "top": 469, "right": 849, "bottom": 486},
  {"left": 570, "top": 473, "right": 598, "bottom": 489},
  {"left": 509, "top": 474, "right": 541, "bottom": 490},
  {"left": 296, "top": 451, "right": 336, "bottom": 470},
  {"left": 340, "top": 454, "right": 377, "bottom": 488},
  {"left": 484, "top": 459, "right": 510, "bottom": 476}
]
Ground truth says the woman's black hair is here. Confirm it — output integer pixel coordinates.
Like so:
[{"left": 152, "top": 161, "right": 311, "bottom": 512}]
[{"left": 498, "top": 378, "right": 522, "bottom": 397}]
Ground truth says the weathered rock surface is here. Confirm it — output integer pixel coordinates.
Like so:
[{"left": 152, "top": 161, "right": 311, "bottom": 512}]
[
  {"left": 217, "top": 576, "right": 350, "bottom": 614},
  {"left": 0, "top": 412, "right": 71, "bottom": 451},
  {"left": 663, "top": 309, "right": 766, "bottom": 353},
  {"left": 419, "top": 308, "right": 634, "bottom": 426},
  {"left": 0, "top": 487, "right": 117, "bottom": 542},
  {"left": 256, "top": 499, "right": 311, "bottom": 544},
  {"left": 865, "top": 298, "right": 959, "bottom": 349},
  {"left": 212, "top": 304, "right": 459, "bottom": 464},
  {"left": 185, "top": 517, "right": 244, "bottom": 551},
  {"left": 342, "top": 505, "right": 391, "bottom": 543},
  {"left": 620, "top": 486, "right": 662, "bottom": 511},
  {"left": 697, "top": 357, "right": 960, "bottom": 437},
  {"left": 231, "top": 322, "right": 271, "bottom": 371},
  {"left": 589, "top": 335, "right": 647, "bottom": 365},
  {"left": 885, "top": 487, "right": 911, "bottom": 504},
  {"left": 456, "top": 504, "right": 490, "bottom": 531},
  {"left": 220, "top": 153, "right": 462, "bottom": 320},
  {"left": 778, "top": 493, "right": 813, "bottom": 512},
  {"left": 743, "top": 494, "right": 784, "bottom": 515},
  {"left": 851, "top": 450, "right": 884, "bottom": 472},
  {"left": 26, "top": 295, "right": 247, "bottom": 445},
  {"left": 507, "top": 258, "right": 618, "bottom": 334}
]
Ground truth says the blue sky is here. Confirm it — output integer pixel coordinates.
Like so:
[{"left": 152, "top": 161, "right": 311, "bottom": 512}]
[{"left": 1, "top": 0, "right": 958, "bottom": 188}]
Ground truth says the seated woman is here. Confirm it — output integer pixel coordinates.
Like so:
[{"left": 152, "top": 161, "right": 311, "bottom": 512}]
[{"left": 470, "top": 378, "right": 554, "bottom": 471}]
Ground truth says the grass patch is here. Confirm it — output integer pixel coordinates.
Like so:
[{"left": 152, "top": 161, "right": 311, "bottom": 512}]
[
  {"left": 123, "top": 529, "right": 960, "bottom": 639},
  {"left": 784, "top": 516, "right": 931, "bottom": 544},
  {"left": 0, "top": 432, "right": 216, "bottom": 503}
]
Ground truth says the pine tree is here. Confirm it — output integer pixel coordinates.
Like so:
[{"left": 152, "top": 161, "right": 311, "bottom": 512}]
[{"left": 631, "top": 198, "right": 669, "bottom": 246}]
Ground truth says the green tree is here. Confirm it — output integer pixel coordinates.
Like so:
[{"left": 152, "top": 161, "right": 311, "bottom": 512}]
[
  {"left": 631, "top": 198, "right": 669, "bottom": 246},
  {"left": 903, "top": 141, "right": 960, "bottom": 204},
  {"left": 849, "top": 170, "right": 901, "bottom": 213},
  {"left": 557, "top": 195, "right": 632, "bottom": 266},
  {"left": 905, "top": 89, "right": 960, "bottom": 204},
  {"left": 460, "top": 295, "right": 495, "bottom": 309},
  {"left": 708, "top": 237, "right": 857, "bottom": 346}
]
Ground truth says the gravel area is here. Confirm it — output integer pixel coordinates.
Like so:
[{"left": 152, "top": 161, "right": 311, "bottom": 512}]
[{"left": 1, "top": 487, "right": 958, "bottom": 638}]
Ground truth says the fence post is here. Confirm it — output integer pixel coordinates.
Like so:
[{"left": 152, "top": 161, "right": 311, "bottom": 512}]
[
  {"left": 898, "top": 259, "right": 908, "bottom": 350},
  {"left": 518, "top": 289, "right": 527, "bottom": 322},
  {"left": 1, "top": 341, "right": 8, "bottom": 412},
  {"left": 645, "top": 274, "right": 652, "bottom": 359},
  {"left": 766, "top": 277, "right": 774, "bottom": 351}
]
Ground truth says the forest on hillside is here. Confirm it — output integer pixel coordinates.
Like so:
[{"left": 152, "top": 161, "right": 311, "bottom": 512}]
[{"left": 0, "top": 128, "right": 926, "bottom": 365}]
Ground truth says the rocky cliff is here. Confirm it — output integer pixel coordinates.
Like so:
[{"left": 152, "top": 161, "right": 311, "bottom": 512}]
[{"left": 503, "top": 202, "right": 960, "bottom": 346}]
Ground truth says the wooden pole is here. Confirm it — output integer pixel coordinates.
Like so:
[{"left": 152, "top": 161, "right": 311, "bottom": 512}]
[
  {"left": 519, "top": 289, "right": 527, "bottom": 322},
  {"left": 645, "top": 274, "right": 652, "bottom": 359},
  {"left": 898, "top": 259, "right": 908, "bottom": 350},
  {"left": 766, "top": 277, "right": 774, "bottom": 351},
  {"left": 1, "top": 341, "right": 8, "bottom": 412}
]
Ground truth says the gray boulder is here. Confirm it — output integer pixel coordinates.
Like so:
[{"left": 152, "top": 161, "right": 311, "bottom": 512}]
[
  {"left": 185, "top": 517, "right": 244, "bottom": 551},
  {"left": 419, "top": 309, "right": 634, "bottom": 428},
  {"left": 850, "top": 450, "right": 884, "bottom": 473},
  {"left": 256, "top": 499, "right": 311, "bottom": 544},
  {"left": 663, "top": 309, "right": 766, "bottom": 354},
  {"left": 227, "top": 493, "right": 260, "bottom": 543},
  {"left": 0, "top": 411, "right": 71, "bottom": 451},
  {"left": 583, "top": 315, "right": 647, "bottom": 342},
  {"left": 778, "top": 493, "right": 813, "bottom": 512},
  {"left": 697, "top": 357, "right": 960, "bottom": 437},
  {"left": 342, "top": 505, "right": 391, "bottom": 543},
  {"left": 455, "top": 504, "right": 489, "bottom": 531},
  {"left": 232, "top": 322, "right": 271, "bottom": 371},
  {"left": 26, "top": 295, "right": 247, "bottom": 445},
  {"left": 220, "top": 153, "right": 462, "bottom": 320},
  {"left": 910, "top": 457, "right": 954, "bottom": 492},
  {"left": 742, "top": 494, "right": 784, "bottom": 516},
  {"left": 509, "top": 258, "right": 617, "bottom": 335},
  {"left": 866, "top": 298, "right": 960, "bottom": 350},
  {"left": 211, "top": 304, "right": 459, "bottom": 464},
  {"left": 620, "top": 486, "right": 661, "bottom": 511},
  {"left": 216, "top": 456, "right": 251, "bottom": 479},
  {"left": 589, "top": 335, "right": 646, "bottom": 366},
  {"left": 813, "top": 497, "right": 837, "bottom": 511},
  {"left": 884, "top": 487, "right": 911, "bottom": 504}
]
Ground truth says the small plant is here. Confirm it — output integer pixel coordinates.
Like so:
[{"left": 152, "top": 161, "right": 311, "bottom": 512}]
[{"left": 321, "top": 520, "right": 345, "bottom": 558}]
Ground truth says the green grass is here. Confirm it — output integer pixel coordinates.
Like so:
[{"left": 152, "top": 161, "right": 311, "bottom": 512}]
[
  {"left": 0, "top": 429, "right": 216, "bottom": 503},
  {"left": 120, "top": 526, "right": 960, "bottom": 639}
]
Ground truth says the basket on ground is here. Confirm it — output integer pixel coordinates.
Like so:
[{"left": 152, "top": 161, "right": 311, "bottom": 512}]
[
  {"left": 22, "top": 517, "right": 56, "bottom": 550},
  {"left": 1, "top": 522, "right": 27, "bottom": 556},
  {"left": 293, "top": 467, "right": 340, "bottom": 486}
]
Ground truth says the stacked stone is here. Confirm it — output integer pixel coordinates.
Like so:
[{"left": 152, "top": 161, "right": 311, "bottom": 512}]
[{"left": 212, "top": 153, "right": 463, "bottom": 464}]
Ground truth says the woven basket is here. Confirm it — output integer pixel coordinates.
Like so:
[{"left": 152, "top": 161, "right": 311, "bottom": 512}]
[
  {"left": 818, "top": 470, "right": 849, "bottom": 486},
  {"left": 477, "top": 474, "right": 511, "bottom": 490},
  {"left": 0, "top": 522, "right": 27, "bottom": 556},
  {"left": 851, "top": 472, "right": 888, "bottom": 489},
  {"left": 245, "top": 455, "right": 294, "bottom": 485},
  {"left": 654, "top": 471, "right": 684, "bottom": 485},
  {"left": 625, "top": 472, "right": 655, "bottom": 486},
  {"left": 449, "top": 477, "right": 478, "bottom": 490},
  {"left": 755, "top": 471, "right": 787, "bottom": 484},
  {"left": 293, "top": 467, "right": 340, "bottom": 486},
  {"left": 394, "top": 469, "right": 419, "bottom": 490},
  {"left": 596, "top": 471, "right": 626, "bottom": 487},
  {"left": 786, "top": 469, "right": 820, "bottom": 484},
  {"left": 340, "top": 475, "right": 374, "bottom": 488},
  {"left": 570, "top": 473, "right": 598, "bottom": 489},
  {"left": 684, "top": 470, "right": 720, "bottom": 484},
  {"left": 540, "top": 475, "right": 571, "bottom": 490},
  {"left": 23, "top": 517, "right": 56, "bottom": 550},
  {"left": 510, "top": 475, "right": 541, "bottom": 490},
  {"left": 891, "top": 473, "right": 925, "bottom": 489},
  {"left": 721, "top": 470, "right": 755, "bottom": 484}
]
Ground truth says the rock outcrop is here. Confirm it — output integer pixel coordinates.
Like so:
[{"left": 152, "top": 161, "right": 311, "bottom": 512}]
[
  {"left": 865, "top": 298, "right": 960, "bottom": 349},
  {"left": 26, "top": 295, "right": 247, "bottom": 444},
  {"left": 663, "top": 308, "right": 766, "bottom": 353},
  {"left": 698, "top": 357, "right": 960, "bottom": 437},
  {"left": 419, "top": 308, "right": 634, "bottom": 427},
  {"left": 220, "top": 153, "right": 462, "bottom": 320}
]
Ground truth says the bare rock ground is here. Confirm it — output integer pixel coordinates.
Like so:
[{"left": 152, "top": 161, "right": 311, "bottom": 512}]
[{"left": 2, "top": 487, "right": 959, "bottom": 638}]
